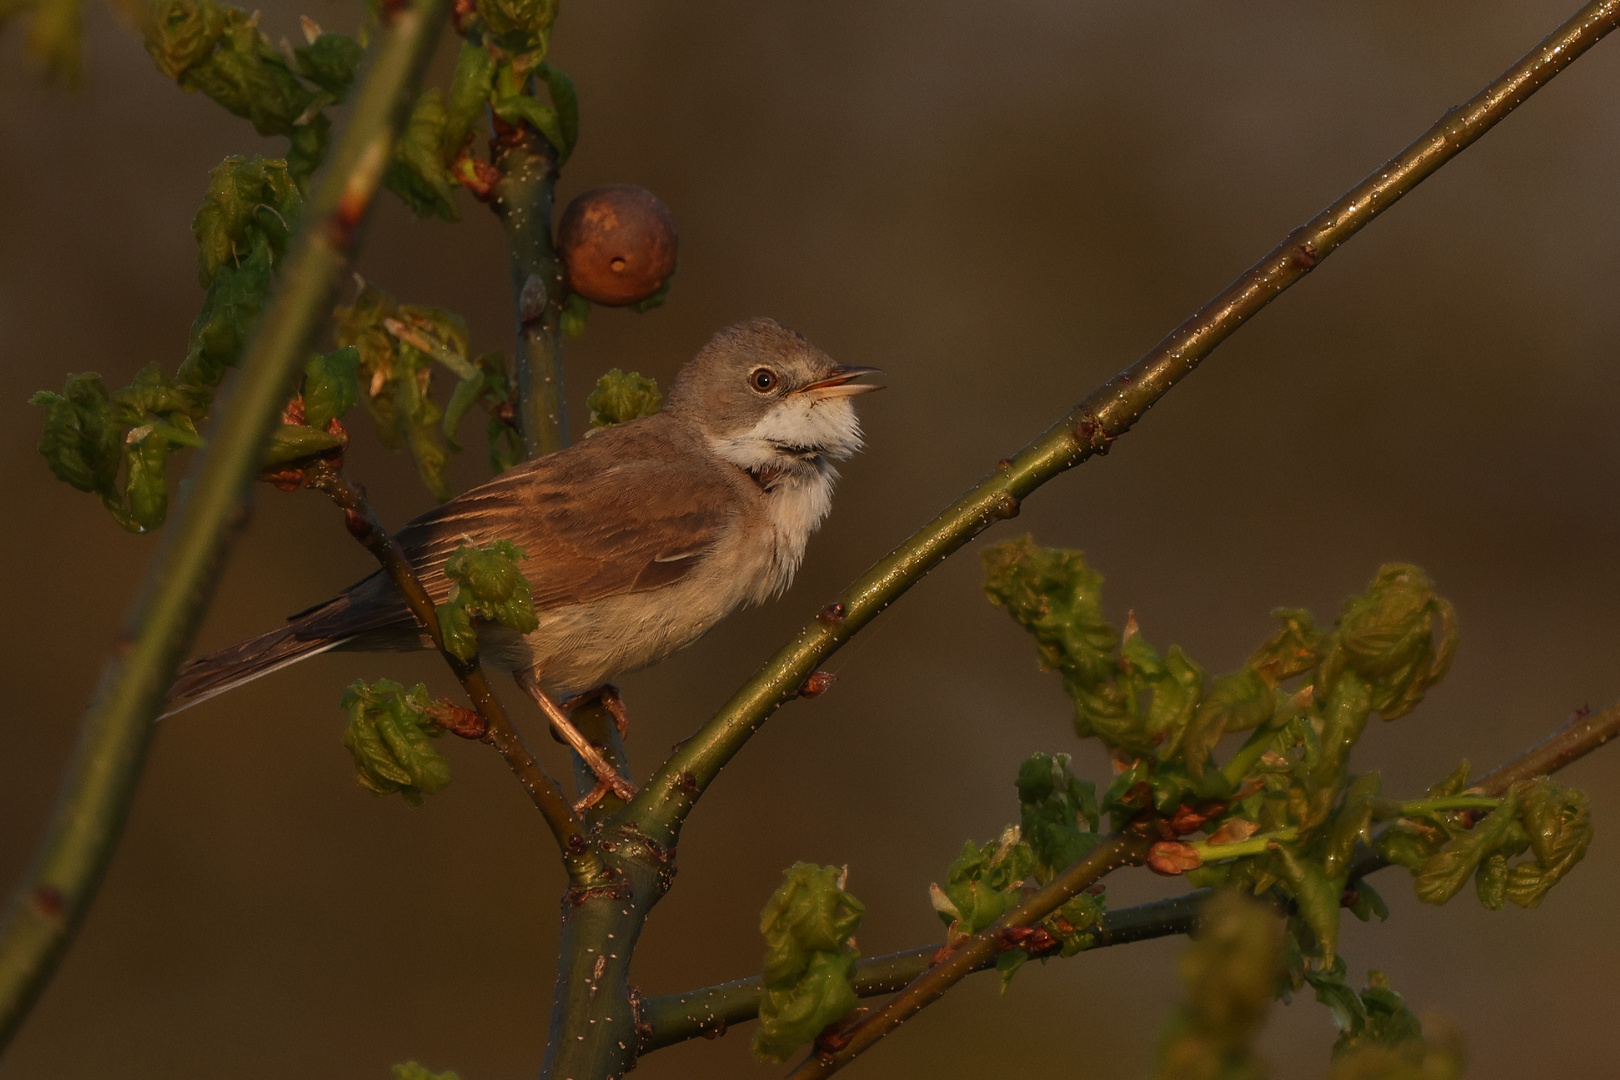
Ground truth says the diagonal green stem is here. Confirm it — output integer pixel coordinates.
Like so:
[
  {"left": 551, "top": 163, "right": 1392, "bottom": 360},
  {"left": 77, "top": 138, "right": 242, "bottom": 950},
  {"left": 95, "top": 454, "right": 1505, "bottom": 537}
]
[
  {"left": 625, "top": 0, "right": 1620, "bottom": 851},
  {"left": 0, "top": 0, "right": 451, "bottom": 1054}
]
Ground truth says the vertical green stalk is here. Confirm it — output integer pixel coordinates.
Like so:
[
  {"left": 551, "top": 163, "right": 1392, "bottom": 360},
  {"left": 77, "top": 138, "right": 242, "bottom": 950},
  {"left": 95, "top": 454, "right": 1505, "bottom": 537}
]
[
  {"left": 0, "top": 0, "right": 451, "bottom": 1053},
  {"left": 494, "top": 130, "right": 569, "bottom": 456}
]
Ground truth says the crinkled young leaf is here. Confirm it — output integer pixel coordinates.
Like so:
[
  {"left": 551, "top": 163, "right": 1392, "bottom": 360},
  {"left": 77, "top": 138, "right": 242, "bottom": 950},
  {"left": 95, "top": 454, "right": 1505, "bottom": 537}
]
[
  {"left": 142, "top": 0, "right": 225, "bottom": 81},
  {"left": 1505, "top": 778, "right": 1592, "bottom": 908},
  {"left": 301, "top": 346, "right": 360, "bottom": 430},
  {"left": 31, "top": 374, "right": 121, "bottom": 494},
  {"left": 1414, "top": 788, "right": 1523, "bottom": 906},
  {"left": 1316, "top": 564, "right": 1456, "bottom": 722},
  {"left": 933, "top": 828, "right": 1035, "bottom": 938},
  {"left": 1016, "top": 752, "right": 1100, "bottom": 879},
  {"left": 586, "top": 369, "right": 663, "bottom": 427},
  {"left": 1345, "top": 879, "right": 1389, "bottom": 923},
  {"left": 387, "top": 90, "right": 460, "bottom": 221},
  {"left": 1321, "top": 773, "right": 1381, "bottom": 880},
  {"left": 492, "top": 92, "right": 570, "bottom": 159},
  {"left": 340, "top": 679, "right": 451, "bottom": 806},
  {"left": 292, "top": 32, "right": 362, "bottom": 99},
  {"left": 752, "top": 862, "right": 863, "bottom": 1063},
  {"left": 982, "top": 537, "right": 1118, "bottom": 686},
  {"left": 436, "top": 541, "right": 539, "bottom": 661},
  {"left": 192, "top": 156, "right": 302, "bottom": 286},
  {"left": 445, "top": 41, "right": 496, "bottom": 151},
  {"left": 1152, "top": 890, "right": 1282, "bottom": 1080}
]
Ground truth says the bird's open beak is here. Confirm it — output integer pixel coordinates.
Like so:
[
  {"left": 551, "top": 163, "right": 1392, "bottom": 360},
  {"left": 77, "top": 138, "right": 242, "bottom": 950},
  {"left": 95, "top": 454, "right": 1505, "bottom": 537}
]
[{"left": 797, "top": 365, "right": 885, "bottom": 398}]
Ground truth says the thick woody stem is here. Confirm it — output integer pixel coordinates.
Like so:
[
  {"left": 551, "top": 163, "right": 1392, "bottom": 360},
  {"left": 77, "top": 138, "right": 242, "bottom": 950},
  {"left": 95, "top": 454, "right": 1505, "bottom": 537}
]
[
  {"left": 639, "top": 697, "right": 1620, "bottom": 1057},
  {"left": 0, "top": 0, "right": 453, "bottom": 1053},
  {"left": 303, "top": 466, "right": 604, "bottom": 886},
  {"left": 625, "top": 0, "right": 1620, "bottom": 851},
  {"left": 493, "top": 127, "right": 569, "bottom": 457}
]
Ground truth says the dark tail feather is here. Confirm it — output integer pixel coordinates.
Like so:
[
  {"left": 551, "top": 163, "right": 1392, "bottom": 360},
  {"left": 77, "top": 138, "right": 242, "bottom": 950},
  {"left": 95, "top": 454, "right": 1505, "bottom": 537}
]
[{"left": 164, "top": 625, "right": 347, "bottom": 717}]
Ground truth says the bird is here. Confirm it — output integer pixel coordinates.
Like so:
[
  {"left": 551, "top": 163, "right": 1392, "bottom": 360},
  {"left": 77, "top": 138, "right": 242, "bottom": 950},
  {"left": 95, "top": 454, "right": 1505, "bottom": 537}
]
[{"left": 165, "top": 317, "right": 880, "bottom": 797}]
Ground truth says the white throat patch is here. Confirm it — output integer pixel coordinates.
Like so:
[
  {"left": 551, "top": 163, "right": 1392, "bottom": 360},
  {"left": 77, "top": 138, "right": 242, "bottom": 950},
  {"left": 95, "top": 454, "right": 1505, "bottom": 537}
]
[{"left": 709, "top": 395, "right": 864, "bottom": 602}]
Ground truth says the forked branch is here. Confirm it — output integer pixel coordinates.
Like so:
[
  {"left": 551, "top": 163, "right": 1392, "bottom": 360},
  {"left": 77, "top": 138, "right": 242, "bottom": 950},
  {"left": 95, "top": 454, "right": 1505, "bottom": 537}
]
[
  {"left": 638, "top": 699, "right": 1620, "bottom": 1060},
  {"left": 302, "top": 467, "right": 603, "bottom": 884},
  {"left": 626, "top": 0, "right": 1620, "bottom": 851}
]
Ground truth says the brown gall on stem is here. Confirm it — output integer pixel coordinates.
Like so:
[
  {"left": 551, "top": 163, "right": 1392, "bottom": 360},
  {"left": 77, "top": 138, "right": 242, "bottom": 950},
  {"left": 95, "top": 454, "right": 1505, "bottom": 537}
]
[
  {"left": 674, "top": 772, "right": 701, "bottom": 797},
  {"left": 798, "top": 671, "right": 837, "bottom": 699},
  {"left": 1292, "top": 240, "right": 1320, "bottom": 269},
  {"left": 995, "top": 493, "right": 1021, "bottom": 519},
  {"left": 818, "top": 602, "right": 847, "bottom": 626}
]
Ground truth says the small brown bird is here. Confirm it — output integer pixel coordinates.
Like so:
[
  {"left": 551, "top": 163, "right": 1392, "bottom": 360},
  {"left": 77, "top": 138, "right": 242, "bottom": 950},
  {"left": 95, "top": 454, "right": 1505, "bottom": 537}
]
[{"left": 166, "top": 318, "right": 879, "bottom": 772}]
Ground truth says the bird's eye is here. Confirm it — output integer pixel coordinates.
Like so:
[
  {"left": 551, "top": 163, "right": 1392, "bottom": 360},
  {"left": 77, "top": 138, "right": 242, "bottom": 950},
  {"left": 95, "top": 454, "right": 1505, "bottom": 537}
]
[{"left": 749, "top": 367, "right": 779, "bottom": 393}]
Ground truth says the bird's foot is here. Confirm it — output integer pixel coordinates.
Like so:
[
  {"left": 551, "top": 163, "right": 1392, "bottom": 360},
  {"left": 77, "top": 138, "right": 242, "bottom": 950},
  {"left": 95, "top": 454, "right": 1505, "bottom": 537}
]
[
  {"left": 562, "top": 683, "right": 630, "bottom": 738},
  {"left": 516, "top": 675, "right": 638, "bottom": 803}
]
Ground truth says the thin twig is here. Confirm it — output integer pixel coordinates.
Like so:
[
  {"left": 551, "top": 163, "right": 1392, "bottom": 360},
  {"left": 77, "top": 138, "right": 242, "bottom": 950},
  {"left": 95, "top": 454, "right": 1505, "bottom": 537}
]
[
  {"left": 784, "top": 832, "right": 1151, "bottom": 1079},
  {"left": 639, "top": 697, "right": 1620, "bottom": 1057},
  {"left": 625, "top": 0, "right": 1620, "bottom": 852},
  {"left": 0, "top": 0, "right": 454, "bottom": 1053},
  {"left": 304, "top": 467, "right": 604, "bottom": 884}
]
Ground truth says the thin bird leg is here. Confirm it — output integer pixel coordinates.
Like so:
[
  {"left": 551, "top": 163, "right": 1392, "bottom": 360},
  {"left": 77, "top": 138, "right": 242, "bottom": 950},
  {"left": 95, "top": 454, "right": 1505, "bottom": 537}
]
[
  {"left": 515, "top": 672, "right": 638, "bottom": 803},
  {"left": 561, "top": 683, "right": 631, "bottom": 738}
]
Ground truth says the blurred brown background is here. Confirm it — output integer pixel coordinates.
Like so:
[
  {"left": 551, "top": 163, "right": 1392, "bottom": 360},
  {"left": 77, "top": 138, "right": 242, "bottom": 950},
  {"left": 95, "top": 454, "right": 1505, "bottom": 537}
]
[{"left": 3, "top": 1, "right": 1618, "bottom": 1077}]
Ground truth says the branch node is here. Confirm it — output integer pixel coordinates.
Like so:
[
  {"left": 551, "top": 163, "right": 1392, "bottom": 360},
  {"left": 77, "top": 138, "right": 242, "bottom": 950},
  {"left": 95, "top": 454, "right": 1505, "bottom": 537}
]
[{"left": 818, "top": 602, "right": 847, "bottom": 626}]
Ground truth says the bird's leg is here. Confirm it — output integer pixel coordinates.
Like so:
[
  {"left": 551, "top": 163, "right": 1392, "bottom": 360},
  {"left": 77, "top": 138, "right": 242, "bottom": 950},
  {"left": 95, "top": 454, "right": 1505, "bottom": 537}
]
[
  {"left": 561, "top": 683, "right": 631, "bottom": 739},
  {"left": 514, "top": 672, "right": 638, "bottom": 804}
]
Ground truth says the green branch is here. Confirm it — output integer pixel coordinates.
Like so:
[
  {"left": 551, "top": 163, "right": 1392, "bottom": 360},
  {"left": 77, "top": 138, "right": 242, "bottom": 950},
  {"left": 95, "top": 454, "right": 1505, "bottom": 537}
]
[
  {"left": 0, "top": 0, "right": 452, "bottom": 1053},
  {"left": 494, "top": 130, "right": 569, "bottom": 456},
  {"left": 638, "top": 697, "right": 1620, "bottom": 1056},
  {"left": 624, "top": 0, "right": 1620, "bottom": 851}
]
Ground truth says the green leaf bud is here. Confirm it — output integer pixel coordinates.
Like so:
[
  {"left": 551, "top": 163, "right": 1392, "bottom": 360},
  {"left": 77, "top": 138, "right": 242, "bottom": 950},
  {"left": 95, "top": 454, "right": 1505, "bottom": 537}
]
[{"left": 586, "top": 369, "right": 663, "bottom": 428}]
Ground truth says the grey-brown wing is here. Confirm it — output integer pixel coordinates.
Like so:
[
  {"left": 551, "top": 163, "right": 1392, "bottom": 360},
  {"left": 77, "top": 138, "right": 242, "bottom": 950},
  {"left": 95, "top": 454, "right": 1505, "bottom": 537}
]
[{"left": 296, "top": 422, "right": 741, "bottom": 641}]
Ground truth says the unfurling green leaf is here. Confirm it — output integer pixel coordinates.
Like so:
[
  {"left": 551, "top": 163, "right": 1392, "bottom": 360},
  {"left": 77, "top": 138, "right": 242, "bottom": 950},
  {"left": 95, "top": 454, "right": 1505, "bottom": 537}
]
[
  {"left": 586, "top": 369, "right": 663, "bottom": 427},
  {"left": 1414, "top": 788, "right": 1524, "bottom": 906},
  {"left": 1316, "top": 565, "right": 1456, "bottom": 722},
  {"left": 192, "top": 156, "right": 302, "bottom": 286},
  {"left": 341, "top": 679, "right": 451, "bottom": 805},
  {"left": 1504, "top": 778, "right": 1592, "bottom": 908},
  {"left": 391, "top": 1062, "right": 461, "bottom": 1080},
  {"left": 1306, "top": 964, "right": 1429, "bottom": 1063},
  {"left": 931, "top": 827, "right": 1035, "bottom": 939},
  {"left": 436, "top": 541, "right": 539, "bottom": 661},
  {"left": 302, "top": 346, "right": 360, "bottom": 430},
  {"left": 31, "top": 374, "right": 122, "bottom": 495},
  {"left": 1045, "top": 892, "right": 1105, "bottom": 957},
  {"left": 1152, "top": 890, "right": 1282, "bottom": 1080},
  {"left": 982, "top": 537, "right": 1117, "bottom": 685},
  {"left": 1016, "top": 752, "right": 1099, "bottom": 880},
  {"left": 752, "top": 863, "right": 864, "bottom": 1063}
]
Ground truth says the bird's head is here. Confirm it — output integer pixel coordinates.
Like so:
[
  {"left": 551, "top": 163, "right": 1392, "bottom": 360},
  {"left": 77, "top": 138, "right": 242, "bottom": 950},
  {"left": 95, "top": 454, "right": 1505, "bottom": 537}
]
[{"left": 666, "top": 317, "right": 881, "bottom": 481}]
